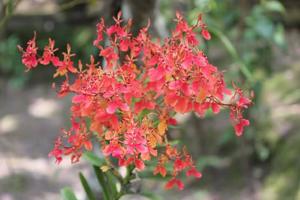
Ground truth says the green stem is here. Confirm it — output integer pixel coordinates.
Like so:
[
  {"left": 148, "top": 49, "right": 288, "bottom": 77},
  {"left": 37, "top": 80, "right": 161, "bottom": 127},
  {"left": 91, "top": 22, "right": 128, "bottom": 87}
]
[
  {"left": 124, "top": 165, "right": 135, "bottom": 185},
  {"left": 115, "top": 165, "right": 136, "bottom": 200}
]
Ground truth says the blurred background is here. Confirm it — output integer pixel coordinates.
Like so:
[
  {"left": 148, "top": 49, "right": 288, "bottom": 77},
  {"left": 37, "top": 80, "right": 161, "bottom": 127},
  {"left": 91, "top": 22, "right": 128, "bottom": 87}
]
[{"left": 0, "top": 0, "right": 299, "bottom": 199}]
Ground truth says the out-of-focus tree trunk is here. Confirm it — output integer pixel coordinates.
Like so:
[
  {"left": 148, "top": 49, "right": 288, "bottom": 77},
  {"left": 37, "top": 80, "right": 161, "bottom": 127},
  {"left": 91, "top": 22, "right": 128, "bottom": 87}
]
[
  {"left": 0, "top": 1, "right": 4, "bottom": 19},
  {"left": 281, "top": 0, "right": 300, "bottom": 26},
  {"left": 101, "top": 0, "right": 122, "bottom": 25},
  {"left": 125, "top": 0, "right": 168, "bottom": 38},
  {"left": 101, "top": 0, "right": 167, "bottom": 38},
  {"left": 0, "top": 1, "right": 4, "bottom": 38},
  {"left": 172, "top": 0, "right": 189, "bottom": 15},
  {"left": 58, "top": 0, "right": 88, "bottom": 23},
  {"left": 124, "top": 0, "right": 157, "bottom": 36}
]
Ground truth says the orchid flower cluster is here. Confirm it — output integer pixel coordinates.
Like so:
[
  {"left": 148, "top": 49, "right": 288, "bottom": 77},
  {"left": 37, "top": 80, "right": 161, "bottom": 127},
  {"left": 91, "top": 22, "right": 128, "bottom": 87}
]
[{"left": 19, "top": 12, "right": 251, "bottom": 190}]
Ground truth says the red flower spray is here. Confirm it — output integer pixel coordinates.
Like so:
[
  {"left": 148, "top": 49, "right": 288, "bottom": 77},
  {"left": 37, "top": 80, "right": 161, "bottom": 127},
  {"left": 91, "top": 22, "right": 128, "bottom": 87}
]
[{"left": 19, "top": 12, "right": 252, "bottom": 190}]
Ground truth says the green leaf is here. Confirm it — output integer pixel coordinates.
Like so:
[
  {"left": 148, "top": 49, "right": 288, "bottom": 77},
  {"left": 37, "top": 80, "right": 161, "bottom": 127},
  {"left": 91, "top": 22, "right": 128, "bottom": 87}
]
[
  {"left": 263, "top": 1, "right": 285, "bottom": 14},
  {"left": 7, "top": 0, "right": 14, "bottom": 15},
  {"left": 106, "top": 172, "right": 118, "bottom": 198},
  {"left": 83, "top": 152, "right": 105, "bottom": 166},
  {"left": 254, "top": 17, "right": 274, "bottom": 39},
  {"left": 60, "top": 187, "right": 78, "bottom": 200},
  {"left": 79, "top": 172, "right": 96, "bottom": 200},
  {"left": 93, "top": 166, "right": 111, "bottom": 200}
]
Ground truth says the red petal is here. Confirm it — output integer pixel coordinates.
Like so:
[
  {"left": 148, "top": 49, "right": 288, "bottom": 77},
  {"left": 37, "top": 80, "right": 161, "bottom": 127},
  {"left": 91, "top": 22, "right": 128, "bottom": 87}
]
[
  {"left": 154, "top": 165, "right": 167, "bottom": 177},
  {"left": 84, "top": 140, "right": 93, "bottom": 151},
  {"left": 234, "top": 119, "right": 250, "bottom": 136},
  {"left": 120, "top": 39, "right": 130, "bottom": 52},
  {"left": 165, "top": 92, "right": 179, "bottom": 107},
  {"left": 211, "top": 103, "right": 220, "bottom": 114},
  {"left": 174, "top": 97, "right": 189, "bottom": 113},
  {"left": 72, "top": 94, "right": 86, "bottom": 104},
  {"left": 167, "top": 118, "right": 177, "bottom": 126},
  {"left": 134, "top": 159, "right": 145, "bottom": 171},
  {"left": 165, "top": 178, "right": 176, "bottom": 190},
  {"left": 106, "top": 102, "right": 118, "bottom": 114},
  {"left": 201, "top": 29, "right": 211, "bottom": 40},
  {"left": 175, "top": 179, "right": 184, "bottom": 190},
  {"left": 186, "top": 168, "right": 202, "bottom": 178},
  {"left": 165, "top": 178, "right": 184, "bottom": 190},
  {"left": 174, "top": 159, "right": 185, "bottom": 171}
]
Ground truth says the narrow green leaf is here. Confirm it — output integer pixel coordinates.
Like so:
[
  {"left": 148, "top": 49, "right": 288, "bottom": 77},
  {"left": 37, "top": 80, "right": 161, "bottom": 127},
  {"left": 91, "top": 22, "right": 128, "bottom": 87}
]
[
  {"left": 106, "top": 172, "right": 118, "bottom": 198},
  {"left": 83, "top": 152, "right": 105, "bottom": 166},
  {"left": 60, "top": 187, "right": 78, "bottom": 200},
  {"left": 79, "top": 172, "right": 96, "bottom": 200},
  {"left": 93, "top": 165, "right": 111, "bottom": 200}
]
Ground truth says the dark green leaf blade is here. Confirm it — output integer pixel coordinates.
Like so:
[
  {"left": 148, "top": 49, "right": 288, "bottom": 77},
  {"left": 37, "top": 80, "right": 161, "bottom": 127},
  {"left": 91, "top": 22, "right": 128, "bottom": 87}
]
[
  {"left": 60, "top": 187, "right": 78, "bottom": 200},
  {"left": 79, "top": 172, "right": 96, "bottom": 200},
  {"left": 93, "top": 165, "right": 110, "bottom": 200}
]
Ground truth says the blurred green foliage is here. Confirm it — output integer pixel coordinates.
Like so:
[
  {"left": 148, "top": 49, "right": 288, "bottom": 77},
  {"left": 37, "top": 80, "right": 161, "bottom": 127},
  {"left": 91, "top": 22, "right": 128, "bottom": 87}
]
[
  {"left": 0, "top": 35, "right": 28, "bottom": 88},
  {"left": 186, "top": 0, "right": 286, "bottom": 75}
]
